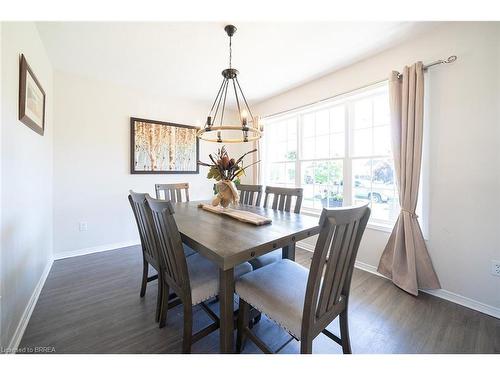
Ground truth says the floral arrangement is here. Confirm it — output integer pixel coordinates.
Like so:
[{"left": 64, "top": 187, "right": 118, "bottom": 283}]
[
  {"left": 198, "top": 146, "right": 259, "bottom": 207},
  {"left": 198, "top": 146, "right": 258, "bottom": 181}
]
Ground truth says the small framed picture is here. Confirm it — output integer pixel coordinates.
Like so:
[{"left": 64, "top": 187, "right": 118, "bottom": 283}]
[{"left": 19, "top": 54, "right": 46, "bottom": 135}]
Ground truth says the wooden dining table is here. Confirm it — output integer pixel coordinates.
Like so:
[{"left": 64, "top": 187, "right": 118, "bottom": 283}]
[{"left": 173, "top": 200, "right": 321, "bottom": 353}]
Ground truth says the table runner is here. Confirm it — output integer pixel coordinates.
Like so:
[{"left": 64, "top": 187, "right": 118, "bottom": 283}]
[{"left": 198, "top": 204, "right": 272, "bottom": 226}]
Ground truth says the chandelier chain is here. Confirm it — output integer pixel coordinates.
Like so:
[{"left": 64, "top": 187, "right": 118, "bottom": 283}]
[{"left": 229, "top": 36, "right": 232, "bottom": 68}]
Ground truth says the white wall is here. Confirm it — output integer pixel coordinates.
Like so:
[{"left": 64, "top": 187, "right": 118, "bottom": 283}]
[
  {"left": 53, "top": 71, "right": 246, "bottom": 256},
  {"left": 1, "top": 22, "right": 54, "bottom": 349},
  {"left": 254, "top": 22, "right": 500, "bottom": 310}
]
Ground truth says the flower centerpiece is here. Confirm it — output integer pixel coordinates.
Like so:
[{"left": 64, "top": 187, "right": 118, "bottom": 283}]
[{"left": 198, "top": 146, "right": 259, "bottom": 208}]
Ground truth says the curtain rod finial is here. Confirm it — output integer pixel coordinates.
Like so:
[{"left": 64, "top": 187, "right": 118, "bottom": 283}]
[{"left": 445, "top": 55, "right": 457, "bottom": 64}]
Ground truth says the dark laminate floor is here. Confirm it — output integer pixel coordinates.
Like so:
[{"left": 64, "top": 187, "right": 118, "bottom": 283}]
[{"left": 20, "top": 246, "right": 499, "bottom": 354}]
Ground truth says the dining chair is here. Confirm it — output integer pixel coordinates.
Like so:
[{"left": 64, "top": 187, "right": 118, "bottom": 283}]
[
  {"left": 128, "top": 191, "right": 164, "bottom": 323},
  {"left": 263, "top": 186, "right": 303, "bottom": 214},
  {"left": 235, "top": 205, "right": 370, "bottom": 354},
  {"left": 154, "top": 182, "right": 196, "bottom": 257},
  {"left": 155, "top": 183, "right": 190, "bottom": 203},
  {"left": 237, "top": 184, "right": 263, "bottom": 206},
  {"left": 146, "top": 195, "right": 253, "bottom": 353},
  {"left": 129, "top": 189, "right": 197, "bottom": 324},
  {"left": 249, "top": 186, "right": 304, "bottom": 270}
]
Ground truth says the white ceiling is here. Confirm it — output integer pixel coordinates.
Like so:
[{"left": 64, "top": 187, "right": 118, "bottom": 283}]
[{"left": 36, "top": 22, "right": 439, "bottom": 105}]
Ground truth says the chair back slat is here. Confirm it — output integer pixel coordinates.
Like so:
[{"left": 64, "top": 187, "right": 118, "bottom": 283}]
[
  {"left": 155, "top": 212, "right": 175, "bottom": 278},
  {"left": 302, "top": 205, "right": 370, "bottom": 334},
  {"left": 155, "top": 183, "right": 190, "bottom": 203},
  {"left": 271, "top": 193, "right": 279, "bottom": 210},
  {"left": 146, "top": 196, "right": 190, "bottom": 294},
  {"left": 263, "top": 186, "right": 303, "bottom": 214},
  {"left": 239, "top": 191, "right": 247, "bottom": 205},
  {"left": 284, "top": 194, "right": 292, "bottom": 211},
  {"left": 236, "top": 184, "right": 263, "bottom": 207},
  {"left": 278, "top": 194, "right": 285, "bottom": 211},
  {"left": 249, "top": 191, "right": 255, "bottom": 205},
  {"left": 329, "top": 220, "right": 360, "bottom": 309},
  {"left": 129, "top": 191, "right": 160, "bottom": 268},
  {"left": 316, "top": 224, "right": 343, "bottom": 317}
]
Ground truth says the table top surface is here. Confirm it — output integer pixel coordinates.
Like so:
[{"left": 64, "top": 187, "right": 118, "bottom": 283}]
[{"left": 173, "top": 201, "right": 321, "bottom": 270}]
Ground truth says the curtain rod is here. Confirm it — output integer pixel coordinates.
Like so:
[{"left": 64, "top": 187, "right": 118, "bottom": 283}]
[
  {"left": 398, "top": 55, "right": 457, "bottom": 78},
  {"left": 263, "top": 55, "right": 458, "bottom": 120}
]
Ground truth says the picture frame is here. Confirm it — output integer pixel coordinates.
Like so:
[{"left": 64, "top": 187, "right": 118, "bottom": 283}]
[
  {"left": 19, "top": 54, "right": 46, "bottom": 135},
  {"left": 130, "top": 117, "right": 199, "bottom": 174}
]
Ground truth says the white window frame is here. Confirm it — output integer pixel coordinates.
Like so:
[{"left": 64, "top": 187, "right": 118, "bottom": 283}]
[{"left": 262, "top": 81, "right": 401, "bottom": 231}]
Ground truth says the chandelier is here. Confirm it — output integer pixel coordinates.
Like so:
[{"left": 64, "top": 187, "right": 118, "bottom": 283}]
[{"left": 197, "top": 25, "right": 263, "bottom": 143}]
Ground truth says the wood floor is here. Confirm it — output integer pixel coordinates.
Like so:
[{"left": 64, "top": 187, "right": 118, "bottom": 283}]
[{"left": 20, "top": 246, "right": 499, "bottom": 354}]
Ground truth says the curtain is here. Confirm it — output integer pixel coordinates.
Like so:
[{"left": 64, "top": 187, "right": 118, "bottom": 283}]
[
  {"left": 253, "top": 116, "right": 262, "bottom": 185},
  {"left": 377, "top": 62, "right": 441, "bottom": 296},
  {"left": 253, "top": 139, "right": 261, "bottom": 185}
]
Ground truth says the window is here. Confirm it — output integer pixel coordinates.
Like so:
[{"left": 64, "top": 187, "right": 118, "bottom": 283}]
[{"left": 262, "top": 82, "right": 400, "bottom": 226}]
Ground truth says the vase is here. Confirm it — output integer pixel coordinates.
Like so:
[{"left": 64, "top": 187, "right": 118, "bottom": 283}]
[{"left": 212, "top": 180, "right": 239, "bottom": 208}]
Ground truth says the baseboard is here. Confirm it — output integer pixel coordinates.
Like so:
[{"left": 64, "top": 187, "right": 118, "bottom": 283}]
[
  {"left": 353, "top": 259, "right": 381, "bottom": 276},
  {"left": 422, "top": 289, "right": 500, "bottom": 319},
  {"left": 53, "top": 240, "right": 140, "bottom": 260},
  {"left": 297, "top": 244, "right": 500, "bottom": 320},
  {"left": 6, "top": 257, "right": 54, "bottom": 353}
]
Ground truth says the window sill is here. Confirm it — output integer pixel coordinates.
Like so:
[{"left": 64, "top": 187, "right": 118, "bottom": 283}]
[{"left": 300, "top": 208, "right": 395, "bottom": 234}]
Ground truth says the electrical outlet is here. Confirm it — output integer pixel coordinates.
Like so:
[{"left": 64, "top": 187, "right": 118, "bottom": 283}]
[
  {"left": 79, "top": 222, "right": 88, "bottom": 232},
  {"left": 491, "top": 260, "right": 500, "bottom": 277}
]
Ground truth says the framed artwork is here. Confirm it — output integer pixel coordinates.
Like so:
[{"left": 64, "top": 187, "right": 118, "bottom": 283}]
[
  {"left": 19, "top": 54, "right": 46, "bottom": 135},
  {"left": 130, "top": 117, "right": 199, "bottom": 174}
]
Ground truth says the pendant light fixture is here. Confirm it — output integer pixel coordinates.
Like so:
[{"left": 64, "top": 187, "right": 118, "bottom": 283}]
[{"left": 197, "top": 25, "right": 263, "bottom": 143}]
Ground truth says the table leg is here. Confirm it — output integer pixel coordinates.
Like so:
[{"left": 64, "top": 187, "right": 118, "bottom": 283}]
[
  {"left": 219, "top": 268, "right": 235, "bottom": 353},
  {"left": 282, "top": 242, "right": 296, "bottom": 261}
]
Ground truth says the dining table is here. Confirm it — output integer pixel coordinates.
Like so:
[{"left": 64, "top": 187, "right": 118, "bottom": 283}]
[{"left": 173, "top": 200, "right": 321, "bottom": 353}]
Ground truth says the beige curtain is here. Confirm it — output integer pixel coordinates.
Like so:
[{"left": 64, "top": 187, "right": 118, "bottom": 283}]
[
  {"left": 252, "top": 138, "right": 261, "bottom": 184},
  {"left": 252, "top": 116, "right": 262, "bottom": 185},
  {"left": 377, "top": 62, "right": 441, "bottom": 296}
]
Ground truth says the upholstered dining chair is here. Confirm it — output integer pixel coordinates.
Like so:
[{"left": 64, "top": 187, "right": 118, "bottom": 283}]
[
  {"left": 237, "top": 184, "right": 263, "bottom": 206},
  {"left": 154, "top": 183, "right": 195, "bottom": 257},
  {"left": 235, "top": 205, "right": 370, "bottom": 354},
  {"left": 249, "top": 186, "right": 304, "bottom": 270},
  {"left": 146, "top": 196, "right": 253, "bottom": 353},
  {"left": 155, "top": 183, "right": 190, "bottom": 202},
  {"left": 128, "top": 191, "right": 164, "bottom": 323},
  {"left": 129, "top": 189, "right": 197, "bottom": 324}
]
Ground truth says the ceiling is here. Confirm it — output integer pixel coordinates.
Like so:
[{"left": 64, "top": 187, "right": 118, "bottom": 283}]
[{"left": 36, "top": 22, "right": 439, "bottom": 105}]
